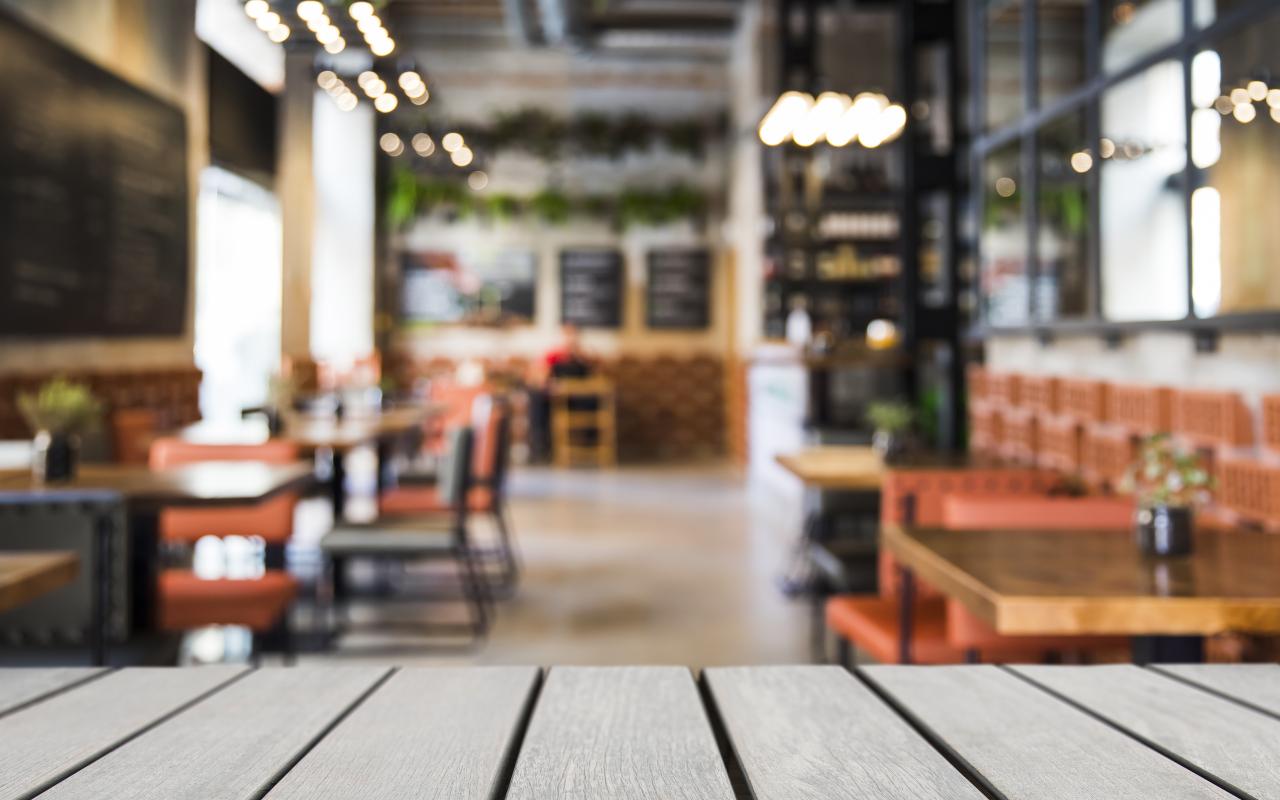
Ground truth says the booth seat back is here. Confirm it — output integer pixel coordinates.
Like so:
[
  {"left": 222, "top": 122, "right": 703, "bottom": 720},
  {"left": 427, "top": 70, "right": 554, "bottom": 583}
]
[
  {"left": 877, "top": 467, "right": 1060, "bottom": 598},
  {"left": 149, "top": 438, "right": 300, "bottom": 544}
]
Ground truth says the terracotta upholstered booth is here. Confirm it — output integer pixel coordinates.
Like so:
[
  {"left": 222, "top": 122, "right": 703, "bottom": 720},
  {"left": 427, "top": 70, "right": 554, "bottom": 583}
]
[
  {"left": 826, "top": 467, "right": 1130, "bottom": 664},
  {"left": 378, "top": 395, "right": 519, "bottom": 592},
  {"left": 148, "top": 438, "right": 301, "bottom": 658}
]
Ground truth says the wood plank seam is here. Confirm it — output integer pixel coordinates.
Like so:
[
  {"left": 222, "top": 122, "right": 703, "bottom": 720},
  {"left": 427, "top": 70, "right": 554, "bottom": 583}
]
[
  {"left": 1000, "top": 666, "right": 1256, "bottom": 800},
  {"left": 694, "top": 671, "right": 758, "bottom": 800},
  {"left": 1149, "top": 666, "right": 1280, "bottom": 724},
  {"left": 852, "top": 667, "right": 1008, "bottom": 800},
  {"left": 15, "top": 667, "right": 251, "bottom": 800},
  {"left": 0, "top": 669, "right": 111, "bottom": 722},
  {"left": 485, "top": 668, "right": 545, "bottom": 800},
  {"left": 249, "top": 666, "right": 400, "bottom": 800}
]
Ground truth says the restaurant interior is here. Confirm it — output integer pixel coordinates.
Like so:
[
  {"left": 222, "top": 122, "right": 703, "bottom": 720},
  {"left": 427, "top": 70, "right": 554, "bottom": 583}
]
[{"left": 2, "top": 0, "right": 1280, "bottom": 794}]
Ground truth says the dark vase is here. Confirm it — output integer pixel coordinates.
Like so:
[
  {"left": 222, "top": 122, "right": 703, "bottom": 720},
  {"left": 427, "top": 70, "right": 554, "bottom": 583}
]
[
  {"left": 1135, "top": 505, "right": 1194, "bottom": 557},
  {"left": 32, "top": 431, "right": 79, "bottom": 483}
]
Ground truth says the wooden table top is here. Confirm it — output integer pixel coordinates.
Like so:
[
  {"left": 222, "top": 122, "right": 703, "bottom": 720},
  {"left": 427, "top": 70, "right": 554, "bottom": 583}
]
[
  {"left": 775, "top": 446, "right": 885, "bottom": 490},
  {"left": 0, "top": 462, "right": 314, "bottom": 510},
  {"left": 181, "top": 407, "right": 429, "bottom": 451},
  {"left": 1, "top": 664, "right": 1276, "bottom": 798},
  {"left": 0, "top": 552, "right": 78, "bottom": 614},
  {"left": 884, "top": 523, "right": 1280, "bottom": 636}
]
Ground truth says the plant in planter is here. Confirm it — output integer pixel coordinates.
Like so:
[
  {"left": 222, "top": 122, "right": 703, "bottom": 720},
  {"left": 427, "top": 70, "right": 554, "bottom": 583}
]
[
  {"left": 1121, "top": 434, "right": 1214, "bottom": 557},
  {"left": 865, "top": 400, "right": 915, "bottom": 462},
  {"left": 17, "top": 378, "right": 102, "bottom": 482}
]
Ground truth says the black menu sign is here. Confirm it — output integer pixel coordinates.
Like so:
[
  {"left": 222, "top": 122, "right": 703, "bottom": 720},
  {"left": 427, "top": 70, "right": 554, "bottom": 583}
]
[
  {"left": 560, "top": 249, "right": 623, "bottom": 328},
  {"left": 647, "top": 248, "right": 711, "bottom": 329},
  {"left": 0, "top": 9, "right": 189, "bottom": 337}
]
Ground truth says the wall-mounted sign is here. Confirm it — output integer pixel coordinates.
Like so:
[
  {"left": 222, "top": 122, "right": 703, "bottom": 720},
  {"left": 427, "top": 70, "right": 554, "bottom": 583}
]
[
  {"left": 647, "top": 248, "right": 711, "bottom": 330},
  {"left": 560, "top": 249, "right": 623, "bottom": 328}
]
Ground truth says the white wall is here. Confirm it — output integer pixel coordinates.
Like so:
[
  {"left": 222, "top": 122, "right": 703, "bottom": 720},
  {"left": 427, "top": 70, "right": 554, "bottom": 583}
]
[{"left": 311, "top": 94, "right": 375, "bottom": 368}]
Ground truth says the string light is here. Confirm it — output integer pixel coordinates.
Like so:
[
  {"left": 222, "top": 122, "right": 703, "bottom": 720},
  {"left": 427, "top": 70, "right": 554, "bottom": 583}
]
[
  {"left": 296, "top": 1, "right": 324, "bottom": 20},
  {"left": 468, "top": 171, "right": 489, "bottom": 190},
  {"left": 995, "top": 177, "right": 1017, "bottom": 198},
  {"left": 256, "top": 11, "right": 280, "bottom": 31},
  {"left": 451, "top": 146, "right": 474, "bottom": 167},
  {"left": 374, "top": 93, "right": 398, "bottom": 113},
  {"left": 357, "top": 16, "right": 382, "bottom": 33},
  {"left": 306, "top": 15, "right": 329, "bottom": 32},
  {"left": 324, "top": 37, "right": 345, "bottom": 54},
  {"left": 1070, "top": 150, "right": 1093, "bottom": 173},
  {"left": 1247, "top": 80, "right": 1269, "bottom": 102},
  {"left": 348, "top": 1, "right": 374, "bottom": 20},
  {"left": 370, "top": 37, "right": 395, "bottom": 56},
  {"left": 379, "top": 133, "right": 404, "bottom": 156},
  {"left": 411, "top": 133, "right": 435, "bottom": 156},
  {"left": 759, "top": 89, "right": 905, "bottom": 149},
  {"left": 268, "top": 24, "right": 290, "bottom": 42},
  {"left": 442, "top": 132, "right": 464, "bottom": 153},
  {"left": 244, "top": 0, "right": 269, "bottom": 19},
  {"left": 316, "top": 70, "right": 337, "bottom": 90},
  {"left": 1234, "top": 102, "right": 1257, "bottom": 123}
]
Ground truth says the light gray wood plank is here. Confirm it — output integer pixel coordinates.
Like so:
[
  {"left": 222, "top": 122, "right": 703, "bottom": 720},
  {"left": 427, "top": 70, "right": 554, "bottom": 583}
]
[
  {"left": 0, "top": 668, "right": 106, "bottom": 716},
  {"left": 1013, "top": 665, "right": 1280, "bottom": 799},
  {"left": 265, "top": 667, "right": 540, "bottom": 800},
  {"left": 0, "top": 666, "right": 244, "bottom": 800},
  {"left": 1156, "top": 664, "right": 1280, "bottom": 717},
  {"left": 40, "top": 666, "right": 389, "bottom": 800},
  {"left": 505, "top": 666, "right": 735, "bottom": 800},
  {"left": 705, "top": 666, "right": 986, "bottom": 800},
  {"left": 863, "top": 665, "right": 1236, "bottom": 800}
]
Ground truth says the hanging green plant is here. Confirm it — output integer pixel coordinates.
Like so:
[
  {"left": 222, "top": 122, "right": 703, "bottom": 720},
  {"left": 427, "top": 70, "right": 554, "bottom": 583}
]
[{"left": 529, "top": 189, "right": 573, "bottom": 224}]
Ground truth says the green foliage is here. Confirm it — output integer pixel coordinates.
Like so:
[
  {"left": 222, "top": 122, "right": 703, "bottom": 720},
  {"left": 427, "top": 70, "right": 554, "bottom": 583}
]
[
  {"left": 865, "top": 400, "right": 915, "bottom": 435},
  {"left": 1121, "top": 434, "right": 1214, "bottom": 509},
  {"left": 17, "top": 378, "right": 101, "bottom": 434},
  {"left": 529, "top": 189, "right": 573, "bottom": 225}
]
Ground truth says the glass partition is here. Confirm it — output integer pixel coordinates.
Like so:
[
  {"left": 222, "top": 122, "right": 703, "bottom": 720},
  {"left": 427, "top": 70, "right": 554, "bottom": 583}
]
[
  {"left": 981, "top": 142, "right": 1030, "bottom": 325},
  {"left": 985, "top": 0, "right": 1025, "bottom": 131},
  {"left": 1038, "top": 0, "right": 1089, "bottom": 108},
  {"left": 1100, "top": 61, "right": 1187, "bottom": 321},
  {"left": 1102, "top": 0, "right": 1182, "bottom": 74},
  {"left": 1037, "top": 110, "right": 1092, "bottom": 320}
]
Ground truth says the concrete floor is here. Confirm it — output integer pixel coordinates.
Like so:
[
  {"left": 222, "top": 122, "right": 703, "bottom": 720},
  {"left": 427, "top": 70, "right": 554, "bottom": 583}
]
[{"left": 306, "top": 464, "right": 812, "bottom": 667}]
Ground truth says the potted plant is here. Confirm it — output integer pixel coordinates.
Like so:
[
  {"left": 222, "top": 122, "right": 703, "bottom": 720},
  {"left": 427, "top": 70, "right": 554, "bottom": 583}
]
[
  {"left": 17, "top": 378, "right": 102, "bottom": 482},
  {"left": 866, "top": 400, "right": 914, "bottom": 463},
  {"left": 1121, "top": 434, "right": 1214, "bottom": 557}
]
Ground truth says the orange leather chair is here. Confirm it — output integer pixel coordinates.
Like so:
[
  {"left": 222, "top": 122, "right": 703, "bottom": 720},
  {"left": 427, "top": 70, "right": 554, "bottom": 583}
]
[
  {"left": 826, "top": 467, "right": 1068, "bottom": 665},
  {"left": 379, "top": 396, "right": 518, "bottom": 592},
  {"left": 148, "top": 438, "right": 302, "bottom": 659}
]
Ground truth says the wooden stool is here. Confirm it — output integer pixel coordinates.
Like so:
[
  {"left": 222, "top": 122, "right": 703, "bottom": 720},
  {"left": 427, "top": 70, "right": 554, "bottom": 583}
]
[{"left": 550, "top": 377, "right": 617, "bottom": 468}]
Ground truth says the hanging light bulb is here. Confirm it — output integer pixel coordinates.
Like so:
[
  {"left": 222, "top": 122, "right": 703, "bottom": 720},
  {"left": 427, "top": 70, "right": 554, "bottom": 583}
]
[
  {"left": 268, "top": 24, "right": 290, "bottom": 42},
  {"left": 244, "top": 0, "right": 269, "bottom": 19},
  {"left": 442, "top": 132, "right": 464, "bottom": 152},
  {"left": 348, "top": 1, "right": 374, "bottom": 20},
  {"left": 374, "top": 93, "right": 398, "bottom": 113},
  {"left": 451, "top": 146, "right": 474, "bottom": 167},
  {"left": 256, "top": 11, "right": 281, "bottom": 31},
  {"left": 324, "top": 36, "right": 345, "bottom": 54},
  {"left": 757, "top": 91, "right": 813, "bottom": 146},
  {"left": 370, "top": 37, "right": 395, "bottom": 56}
]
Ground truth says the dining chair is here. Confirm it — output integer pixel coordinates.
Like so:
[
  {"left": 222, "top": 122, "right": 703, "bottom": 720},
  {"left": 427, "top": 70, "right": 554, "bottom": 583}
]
[
  {"left": 379, "top": 395, "right": 519, "bottom": 594},
  {"left": 148, "top": 438, "right": 302, "bottom": 663},
  {"left": 321, "top": 426, "right": 491, "bottom": 641}
]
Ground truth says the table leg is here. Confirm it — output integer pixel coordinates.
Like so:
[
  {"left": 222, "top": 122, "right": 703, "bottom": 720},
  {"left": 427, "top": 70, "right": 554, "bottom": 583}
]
[
  {"left": 91, "top": 512, "right": 113, "bottom": 666},
  {"left": 330, "top": 449, "right": 347, "bottom": 523},
  {"left": 898, "top": 566, "right": 915, "bottom": 664},
  {"left": 1132, "top": 635, "right": 1205, "bottom": 664},
  {"left": 128, "top": 510, "right": 160, "bottom": 635}
]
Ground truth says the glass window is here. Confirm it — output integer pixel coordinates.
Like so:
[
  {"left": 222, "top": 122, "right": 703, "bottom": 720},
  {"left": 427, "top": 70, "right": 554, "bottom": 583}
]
[
  {"left": 981, "top": 141, "right": 1030, "bottom": 325},
  {"left": 1037, "top": 110, "right": 1092, "bottom": 319},
  {"left": 1191, "top": 11, "right": 1280, "bottom": 317},
  {"left": 985, "top": 0, "right": 1024, "bottom": 130},
  {"left": 1100, "top": 61, "right": 1188, "bottom": 321},
  {"left": 1038, "top": 0, "right": 1089, "bottom": 108},
  {"left": 1193, "top": 0, "right": 1253, "bottom": 29},
  {"left": 1102, "top": 0, "right": 1182, "bottom": 74}
]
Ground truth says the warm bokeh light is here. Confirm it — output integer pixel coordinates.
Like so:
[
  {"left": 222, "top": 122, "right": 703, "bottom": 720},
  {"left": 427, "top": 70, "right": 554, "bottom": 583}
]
[
  {"left": 1190, "top": 51, "right": 1220, "bottom": 110},
  {"left": 1233, "top": 102, "right": 1257, "bottom": 123},
  {"left": 316, "top": 25, "right": 340, "bottom": 45},
  {"left": 297, "top": 1, "right": 325, "bottom": 20},
  {"left": 409, "top": 88, "right": 429, "bottom": 105},
  {"left": 244, "top": 0, "right": 269, "bottom": 19},
  {"left": 324, "top": 37, "right": 346, "bottom": 54},
  {"left": 255, "top": 11, "right": 280, "bottom": 31},
  {"left": 1191, "top": 108, "right": 1221, "bottom": 168},
  {"left": 268, "top": 24, "right": 290, "bottom": 42},
  {"left": 357, "top": 16, "right": 382, "bottom": 33},
  {"left": 1229, "top": 87, "right": 1250, "bottom": 106},
  {"left": 336, "top": 93, "right": 358, "bottom": 111},
  {"left": 865, "top": 318, "right": 899, "bottom": 350},
  {"left": 348, "top": 1, "right": 374, "bottom": 20},
  {"left": 757, "top": 91, "right": 812, "bottom": 146},
  {"left": 370, "top": 37, "right": 395, "bottom": 56},
  {"left": 363, "top": 79, "right": 387, "bottom": 98},
  {"left": 306, "top": 15, "right": 329, "bottom": 32},
  {"left": 411, "top": 133, "right": 435, "bottom": 156},
  {"left": 1248, "top": 80, "right": 1269, "bottom": 102},
  {"left": 826, "top": 92, "right": 884, "bottom": 146},
  {"left": 1099, "top": 137, "right": 1116, "bottom": 158},
  {"left": 859, "top": 103, "right": 906, "bottom": 148},
  {"left": 379, "top": 132, "right": 403, "bottom": 154},
  {"left": 1070, "top": 151, "right": 1093, "bottom": 173},
  {"left": 468, "top": 171, "right": 489, "bottom": 190},
  {"left": 442, "top": 132, "right": 464, "bottom": 153},
  {"left": 451, "top": 146, "right": 474, "bottom": 167},
  {"left": 995, "top": 176, "right": 1016, "bottom": 197},
  {"left": 317, "top": 70, "right": 337, "bottom": 90},
  {"left": 374, "top": 93, "right": 398, "bottom": 113},
  {"left": 792, "top": 92, "right": 849, "bottom": 147}
]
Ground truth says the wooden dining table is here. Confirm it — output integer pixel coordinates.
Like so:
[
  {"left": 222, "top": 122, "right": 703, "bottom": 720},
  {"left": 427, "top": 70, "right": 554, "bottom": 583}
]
[
  {"left": 0, "top": 462, "right": 314, "bottom": 635},
  {"left": 0, "top": 551, "right": 78, "bottom": 614},
  {"left": 1, "top": 663, "right": 1277, "bottom": 798},
  {"left": 884, "top": 522, "right": 1280, "bottom": 663},
  {"left": 181, "top": 406, "right": 431, "bottom": 519}
]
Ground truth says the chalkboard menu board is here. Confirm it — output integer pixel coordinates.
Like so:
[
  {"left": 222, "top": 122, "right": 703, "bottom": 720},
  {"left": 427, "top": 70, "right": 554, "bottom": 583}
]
[
  {"left": 647, "top": 248, "right": 711, "bottom": 329},
  {"left": 560, "top": 249, "right": 623, "bottom": 328},
  {"left": 0, "top": 9, "right": 190, "bottom": 337}
]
